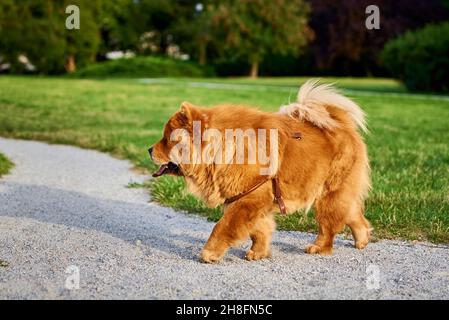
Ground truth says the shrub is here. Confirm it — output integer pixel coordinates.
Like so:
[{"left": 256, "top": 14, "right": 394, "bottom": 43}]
[
  {"left": 380, "top": 22, "right": 449, "bottom": 93},
  {"left": 70, "top": 56, "right": 214, "bottom": 78}
]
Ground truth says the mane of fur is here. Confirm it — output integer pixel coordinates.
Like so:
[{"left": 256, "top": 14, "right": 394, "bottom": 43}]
[{"left": 279, "top": 80, "right": 367, "bottom": 133}]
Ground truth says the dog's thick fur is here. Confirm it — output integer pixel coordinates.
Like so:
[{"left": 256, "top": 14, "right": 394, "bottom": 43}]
[{"left": 151, "top": 80, "right": 371, "bottom": 263}]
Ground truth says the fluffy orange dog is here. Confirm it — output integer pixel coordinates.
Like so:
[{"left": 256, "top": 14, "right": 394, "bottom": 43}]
[{"left": 149, "top": 80, "right": 371, "bottom": 263}]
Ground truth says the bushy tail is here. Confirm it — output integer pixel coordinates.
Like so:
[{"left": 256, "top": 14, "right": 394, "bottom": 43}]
[{"left": 279, "top": 80, "right": 367, "bottom": 133}]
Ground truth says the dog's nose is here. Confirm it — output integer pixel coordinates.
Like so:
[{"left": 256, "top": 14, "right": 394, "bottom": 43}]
[{"left": 148, "top": 147, "right": 153, "bottom": 160}]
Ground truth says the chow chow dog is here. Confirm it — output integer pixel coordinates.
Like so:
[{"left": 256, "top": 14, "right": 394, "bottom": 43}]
[{"left": 149, "top": 80, "right": 371, "bottom": 263}]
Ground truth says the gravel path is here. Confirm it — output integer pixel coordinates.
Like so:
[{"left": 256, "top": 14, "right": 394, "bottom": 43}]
[{"left": 0, "top": 137, "right": 448, "bottom": 300}]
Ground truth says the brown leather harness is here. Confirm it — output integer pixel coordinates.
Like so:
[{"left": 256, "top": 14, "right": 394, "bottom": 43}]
[
  {"left": 224, "top": 176, "right": 287, "bottom": 215},
  {"left": 223, "top": 132, "right": 301, "bottom": 215}
]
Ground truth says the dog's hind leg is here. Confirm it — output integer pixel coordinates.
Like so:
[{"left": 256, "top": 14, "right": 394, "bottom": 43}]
[
  {"left": 305, "top": 192, "right": 346, "bottom": 255},
  {"left": 246, "top": 213, "right": 275, "bottom": 261},
  {"left": 346, "top": 201, "right": 371, "bottom": 249},
  {"left": 306, "top": 187, "right": 371, "bottom": 254}
]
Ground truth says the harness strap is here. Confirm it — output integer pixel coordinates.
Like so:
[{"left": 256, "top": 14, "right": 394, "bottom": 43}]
[
  {"left": 224, "top": 177, "right": 287, "bottom": 215},
  {"left": 224, "top": 178, "right": 269, "bottom": 205},
  {"left": 272, "top": 177, "right": 286, "bottom": 215}
]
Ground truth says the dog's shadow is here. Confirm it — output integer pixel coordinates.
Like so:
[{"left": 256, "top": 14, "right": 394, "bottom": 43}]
[
  {"left": 272, "top": 240, "right": 306, "bottom": 255},
  {"left": 0, "top": 182, "right": 325, "bottom": 263},
  {"left": 0, "top": 182, "right": 210, "bottom": 262}
]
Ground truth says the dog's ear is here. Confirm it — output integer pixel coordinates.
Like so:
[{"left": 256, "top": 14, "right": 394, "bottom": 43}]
[
  {"left": 170, "top": 101, "right": 198, "bottom": 130},
  {"left": 179, "top": 101, "right": 196, "bottom": 120},
  {"left": 178, "top": 101, "right": 199, "bottom": 124}
]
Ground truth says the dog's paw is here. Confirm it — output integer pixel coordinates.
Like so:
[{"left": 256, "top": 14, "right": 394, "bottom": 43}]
[
  {"left": 245, "top": 249, "right": 271, "bottom": 261},
  {"left": 305, "top": 244, "right": 332, "bottom": 255},
  {"left": 354, "top": 240, "right": 369, "bottom": 250},
  {"left": 354, "top": 228, "right": 371, "bottom": 249},
  {"left": 200, "top": 249, "right": 223, "bottom": 263}
]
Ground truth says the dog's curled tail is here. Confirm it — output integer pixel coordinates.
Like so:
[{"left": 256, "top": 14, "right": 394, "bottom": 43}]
[{"left": 279, "top": 79, "right": 367, "bottom": 133}]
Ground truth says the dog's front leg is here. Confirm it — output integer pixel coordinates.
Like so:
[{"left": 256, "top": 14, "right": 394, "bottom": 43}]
[
  {"left": 200, "top": 217, "right": 235, "bottom": 263},
  {"left": 200, "top": 199, "right": 273, "bottom": 263}
]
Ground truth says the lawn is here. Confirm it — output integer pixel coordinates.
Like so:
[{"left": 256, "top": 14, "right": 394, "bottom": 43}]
[
  {"left": 0, "top": 76, "right": 448, "bottom": 242},
  {"left": 152, "top": 76, "right": 407, "bottom": 93}
]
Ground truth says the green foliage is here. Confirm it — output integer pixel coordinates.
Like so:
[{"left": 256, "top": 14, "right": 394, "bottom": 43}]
[
  {"left": 98, "top": 0, "right": 139, "bottom": 53},
  {"left": 70, "top": 56, "right": 214, "bottom": 78},
  {"left": 1, "top": 0, "right": 448, "bottom": 78},
  {"left": 99, "top": 0, "right": 175, "bottom": 55},
  {"left": 0, "top": 153, "right": 13, "bottom": 177},
  {"left": 381, "top": 22, "right": 449, "bottom": 92},
  {"left": 65, "top": 1, "right": 101, "bottom": 69},
  {"left": 99, "top": 0, "right": 208, "bottom": 57},
  {"left": 169, "top": 1, "right": 217, "bottom": 65},
  {"left": 208, "top": 0, "right": 311, "bottom": 76},
  {"left": 0, "top": 0, "right": 101, "bottom": 74}
]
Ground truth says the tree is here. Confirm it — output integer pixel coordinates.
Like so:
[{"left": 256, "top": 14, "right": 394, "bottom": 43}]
[
  {"left": 64, "top": 0, "right": 101, "bottom": 72},
  {"left": 95, "top": 0, "right": 168, "bottom": 59},
  {"left": 208, "top": 0, "right": 312, "bottom": 78},
  {"left": 381, "top": 22, "right": 449, "bottom": 92},
  {"left": 0, "top": 0, "right": 101, "bottom": 74},
  {"left": 169, "top": 1, "right": 218, "bottom": 65},
  {"left": 98, "top": 0, "right": 137, "bottom": 57},
  {"left": 0, "top": 0, "right": 29, "bottom": 73},
  {"left": 308, "top": 0, "right": 449, "bottom": 75},
  {"left": 127, "top": 0, "right": 179, "bottom": 54}
]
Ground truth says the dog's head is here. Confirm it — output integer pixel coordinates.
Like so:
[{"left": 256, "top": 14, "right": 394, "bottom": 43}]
[
  {"left": 149, "top": 101, "right": 204, "bottom": 177},
  {"left": 149, "top": 101, "right": 284, "bottom": 207},
  {"left": 150, "top": 100, "right": 282, "bottom": 183}
]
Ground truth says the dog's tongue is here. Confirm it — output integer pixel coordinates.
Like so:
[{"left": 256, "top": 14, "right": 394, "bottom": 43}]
[
  {"left": 152, "top": 164, "right": 169, "bottom": 177},
  {"left": 153, "top": 162, "right": 183, "bottom": 177}
]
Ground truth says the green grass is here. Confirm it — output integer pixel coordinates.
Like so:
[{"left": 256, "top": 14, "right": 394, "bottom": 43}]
[
  {"left": 0, "top": 75, "right": 448, "bottom": 242},
  {"left": 0, "top": 152, "right": 13, "bottom": 177},
  {"left": 186, "top": 77, "right": 407, "bottom": 93},
  {"left": 70, "top": 56, "right": 213, "bottom": 78}
]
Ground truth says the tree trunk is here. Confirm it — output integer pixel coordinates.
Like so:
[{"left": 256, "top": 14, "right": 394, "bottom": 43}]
[
  {"left": 65, "top": 55, "right": 76, "bottom": 73},
  {"left": 250, "top": 60, "right": 259, "bottom": 78},
  {"left": 198, "top": 41, "right": 207, "bottom": 65}
]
